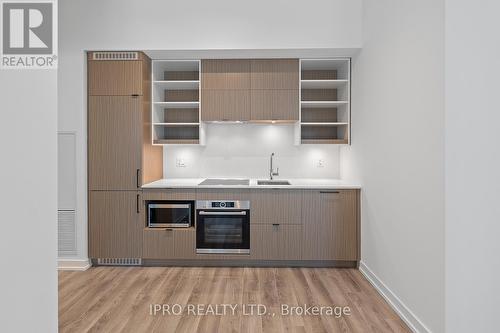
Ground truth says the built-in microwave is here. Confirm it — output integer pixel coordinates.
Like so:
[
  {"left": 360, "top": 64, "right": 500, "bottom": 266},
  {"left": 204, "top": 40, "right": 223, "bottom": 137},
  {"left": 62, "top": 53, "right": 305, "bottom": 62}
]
[{"left": 147, "top": 201, "right": 194, "bottom": 228}]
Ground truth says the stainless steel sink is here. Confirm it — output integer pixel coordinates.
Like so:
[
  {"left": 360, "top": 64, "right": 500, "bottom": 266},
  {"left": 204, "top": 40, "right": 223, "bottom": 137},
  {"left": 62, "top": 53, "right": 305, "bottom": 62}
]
[{"left": 257, "top": 180, "right": 291, "bottom": 185}]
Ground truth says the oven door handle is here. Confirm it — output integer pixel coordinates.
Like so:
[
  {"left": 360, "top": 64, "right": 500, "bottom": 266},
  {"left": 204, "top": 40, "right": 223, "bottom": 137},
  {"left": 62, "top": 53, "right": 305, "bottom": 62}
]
[{"left": 198, "top": 211, "right": 247, "bottom": 216}]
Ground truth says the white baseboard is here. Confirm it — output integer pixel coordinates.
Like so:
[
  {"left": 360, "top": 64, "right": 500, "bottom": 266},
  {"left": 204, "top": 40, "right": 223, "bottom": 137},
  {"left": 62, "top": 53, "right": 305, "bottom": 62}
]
[
  {"left": 57, "top": 258, "right": 91, "bottom": 271},
  {"left": 359, "top": 261, "right": 431, "bottom": 333}
]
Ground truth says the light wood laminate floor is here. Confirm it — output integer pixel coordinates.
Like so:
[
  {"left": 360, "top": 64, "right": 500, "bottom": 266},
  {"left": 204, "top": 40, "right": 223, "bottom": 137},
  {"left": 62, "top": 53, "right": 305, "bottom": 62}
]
[{"left": 59, "top": 267, "right": 410, "bottom": 333}]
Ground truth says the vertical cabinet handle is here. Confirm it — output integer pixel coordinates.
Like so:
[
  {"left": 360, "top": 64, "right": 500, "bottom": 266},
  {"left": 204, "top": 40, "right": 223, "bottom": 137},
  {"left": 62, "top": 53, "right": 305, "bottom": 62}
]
[
  {"left": 136, "top": 169, "right": 141, "bottom": 188},
  {"left": 136, "top": 194, "right": 140, "bottom": 214}
]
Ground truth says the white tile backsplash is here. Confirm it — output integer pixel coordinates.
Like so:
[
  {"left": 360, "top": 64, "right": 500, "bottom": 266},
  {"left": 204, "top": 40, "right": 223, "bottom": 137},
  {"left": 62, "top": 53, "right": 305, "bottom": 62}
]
[{"left": 163, "top": 124, "right": 340, "bottom": 179}]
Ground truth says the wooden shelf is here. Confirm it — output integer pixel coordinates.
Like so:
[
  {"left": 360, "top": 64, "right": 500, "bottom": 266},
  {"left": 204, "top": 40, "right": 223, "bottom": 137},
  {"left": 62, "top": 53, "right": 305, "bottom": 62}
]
[
  {"left": 300, "top": 122, "right": 348, "bottom": 126},
  {"left": 153, "top": 80, "right": 199, "bottom": 90},
  {"left": 300, "top": 80, "right": 348, "bottom": 89},
  {"left": 301, "top": 139, "right": 349, "bottom": 144},
  {"left": 153, "top": 139, "right": 200, "bottom": 145},
  {"left": 300, "top": 101, "right": 348, "bottom": 108},
  {"left": 153, "top": 101, "right": 199, "bottom": 108},
  {"left": 153, "top": 123, "right": 200, "bottom": 126}
]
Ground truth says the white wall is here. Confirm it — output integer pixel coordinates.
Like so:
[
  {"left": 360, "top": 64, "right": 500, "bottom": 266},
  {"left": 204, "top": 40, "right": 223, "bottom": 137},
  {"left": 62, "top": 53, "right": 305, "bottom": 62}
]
[
  {"left": 0, "top": 72, "right": 58, "bottom": 330},
  {"left": 165, "top": 124, "right": 340, "bottom": 179},
  {"left": 58, "top": 0, "right": 362, "bottom": 261},
  {"left": 341, "top": 0, "right": 444, "bottom": 332},
  {"left": 445, "top": 1, "right": 500, "bottom": 332}
]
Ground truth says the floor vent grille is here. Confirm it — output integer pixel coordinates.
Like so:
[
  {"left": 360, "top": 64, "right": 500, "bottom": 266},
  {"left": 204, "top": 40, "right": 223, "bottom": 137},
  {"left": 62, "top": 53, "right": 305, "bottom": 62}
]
[
  {"left": 97, "top": 258, "right": 142, "bottom": 266},
  {"left": 92, "top": 52, "right": 139, "bottom": 60}
]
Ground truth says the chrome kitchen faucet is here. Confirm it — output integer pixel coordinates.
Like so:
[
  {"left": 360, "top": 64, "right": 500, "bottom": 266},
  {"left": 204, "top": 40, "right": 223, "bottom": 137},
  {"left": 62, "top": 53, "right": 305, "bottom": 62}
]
[{"left": 269, "top": 152, "right": 279, "bottom": 180}]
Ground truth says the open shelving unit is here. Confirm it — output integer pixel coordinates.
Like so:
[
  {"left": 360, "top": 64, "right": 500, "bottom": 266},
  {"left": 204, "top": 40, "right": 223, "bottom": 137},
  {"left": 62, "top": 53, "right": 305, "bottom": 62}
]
[
  {"left": 151, "top": 60, "right": 202, "bottom": 145},
  {"left": 299, "top": 58, "right": 351, "bottom": 144}
]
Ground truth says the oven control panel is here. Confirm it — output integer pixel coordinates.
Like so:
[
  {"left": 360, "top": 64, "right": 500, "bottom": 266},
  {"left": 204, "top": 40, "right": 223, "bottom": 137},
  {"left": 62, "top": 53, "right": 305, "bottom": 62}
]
[
  {"left": 196, "top": 200, "right": 250, "bottom": 210},
  {"left": 211, "top": 201, "right": 234, "bottom": 208}
]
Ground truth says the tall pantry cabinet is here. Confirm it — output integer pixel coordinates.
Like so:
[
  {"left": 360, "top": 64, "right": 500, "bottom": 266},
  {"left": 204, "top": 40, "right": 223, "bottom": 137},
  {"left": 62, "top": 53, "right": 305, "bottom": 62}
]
[{"left": 87, "top": 51, "right": 163, "bottom": 260}]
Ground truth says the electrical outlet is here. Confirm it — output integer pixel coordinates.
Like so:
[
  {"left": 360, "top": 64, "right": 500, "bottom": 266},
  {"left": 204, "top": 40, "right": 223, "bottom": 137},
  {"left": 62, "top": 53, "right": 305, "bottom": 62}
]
[
  {"left": 317, "top": 159, "right": 325, "bottom": 168},
  {"left": 176, "top": 158, "right": 186, "bottom": 168}
]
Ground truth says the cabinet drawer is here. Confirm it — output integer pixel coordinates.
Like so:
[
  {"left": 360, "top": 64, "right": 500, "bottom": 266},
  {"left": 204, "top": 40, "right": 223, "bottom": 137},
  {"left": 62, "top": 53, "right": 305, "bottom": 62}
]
[
  {"left": 251, "top": 224, "right": 302, "bottom": 260},
  {"left": 196, "top": 189, "right": 251, "bottom": 201},
  {"left": 143, "top": 189, "right": 196, "bottom": 201},
  {"left": 250, "top": 190, "right": 302, "bottom": 224},
  {"left": 142, "top": 228, "right": 195, "bottom": 259}
]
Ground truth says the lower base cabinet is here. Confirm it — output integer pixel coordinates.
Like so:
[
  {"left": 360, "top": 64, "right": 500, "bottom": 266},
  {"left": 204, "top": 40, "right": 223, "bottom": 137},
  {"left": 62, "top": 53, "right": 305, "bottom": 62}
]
[
  {"left": 142, "top": 228, "right": 196, "bottom": 259},
  {"left": 89, "top": 191, "right": 143, "bottom": 258},
  {"left": 251, "top": 224, "right": 302, "bottom": 260},
  {"left": 302, "top": 190, "right": 359, "bottom": 261}
]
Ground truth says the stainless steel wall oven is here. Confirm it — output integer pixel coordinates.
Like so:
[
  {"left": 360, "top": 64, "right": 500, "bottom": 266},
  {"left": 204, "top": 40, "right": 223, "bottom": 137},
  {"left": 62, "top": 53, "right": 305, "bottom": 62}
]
[{"left": 196, "top": 200, "right": 250, "bottom": 254}]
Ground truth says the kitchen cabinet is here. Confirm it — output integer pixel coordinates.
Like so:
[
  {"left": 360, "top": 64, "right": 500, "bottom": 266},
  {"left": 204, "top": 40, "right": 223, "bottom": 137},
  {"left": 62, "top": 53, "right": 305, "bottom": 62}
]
[
  {"left": 143, "top": 228, "right": 195, "bottom": 259},
  {"left": 250, "top": 89, "right": 299, "bottom": 121},
  {"left": 250, "top": 59, "right": 299, "bottom": 121},
  {"left": 301, "top": 190, "right": 359, "bottom": 261},
  {"left": 201, "top": 59, "right": 251, "bottom": 122},
  {"left": 201, "top": 89, "right": 250, "bottom": 121},
  {"left": 250, "top": 189, "right": 302, "bottom": 224},
  {"left": 251, "top": 224, "right": 302, "bottom": 260},
  {"left": 88, "top": 55, "right": 146, "bottom": 96},
  {"left": 88, "top": 96, "right": 142, "bottom": 190},
  {"left": 250, "top": 59, "right": 299, "bottom": 90},
  {"left": 196, "top": 189, "right": 251, "bottom": 201},
  {"left": 201, "top": 59, "right": 251, "bottom": 90},
  {"left": 201, "top": 59, "right": 299, "bottom": 121},
  {"left": 87, "top": 52, "right": 163, "bottom": 260},
  {"left": 89, "top": 191, "right": 143, "bottom": 258}
]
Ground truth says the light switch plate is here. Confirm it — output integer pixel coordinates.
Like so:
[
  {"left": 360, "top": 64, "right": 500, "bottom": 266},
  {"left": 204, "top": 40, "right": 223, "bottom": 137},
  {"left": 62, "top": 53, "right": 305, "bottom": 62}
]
[{"left": 317, "top": 159, "right": 325, "bottom": 168}]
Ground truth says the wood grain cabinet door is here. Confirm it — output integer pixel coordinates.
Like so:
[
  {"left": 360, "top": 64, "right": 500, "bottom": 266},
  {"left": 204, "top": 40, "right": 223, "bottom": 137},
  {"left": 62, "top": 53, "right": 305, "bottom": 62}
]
[
  {"left": 250, "top": 190, "right": 302, "bottom": 224},
  {"left": 88, "top": 96, "right": 142, "bottom": 190},
  {"left": 201, "top": 89, "right": 250, "bottom": 121},
  {"left": 201, "top": 59, "right": 251, "bottom": 121},
  {"left": 301, "top": 190, "right": 359, "bottom": 261},
  {"left": 250, "top": 59, "right": 299, "bottom": 90},
  {"left": 142, "top": 229, "right": 195, "bottom": 259},
  {"left": 89, "top": 191, "right": 143, "bottom": 258},
  {"left": 88, "top": 60, "right": 143, "bottom": 96},
  {"left": 251, "top": 224, "right": 302, "bottom": 260},
  {"left": 250, "top": 89, "right": 299, "bottom": 121},
  {"left": 202, "top": 59, "right": 251, "bottom": 90},
  {"left": 250, "top": 59, "right": 299, "bottom": 121}
]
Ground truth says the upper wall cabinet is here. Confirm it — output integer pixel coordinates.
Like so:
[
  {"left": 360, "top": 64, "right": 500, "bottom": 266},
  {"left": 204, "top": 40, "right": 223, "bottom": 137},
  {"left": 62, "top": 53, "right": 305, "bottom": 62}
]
[
  {"left": 201, "top": 59, "right": 299, "bottom": 122},
  {"left": 201, "top": 59, "right": 251, "bottom": 121},
  {"left": 88, "top": 52, "right": 148, "bottom": 96},
  {"left": 201, "top": 59, "right": 251, "bottom": 90},
  {"left": 250, "top": 59, "right": 299, "bottom": 121},
  {"left": 250, "top": 59, "right": 298, "bottom": 90},
  {"left": 151, "top": 60, "right": 202, "bottom": 144},
  {"left": 300, "top": 59, "right": 351, "bottom": 144}
]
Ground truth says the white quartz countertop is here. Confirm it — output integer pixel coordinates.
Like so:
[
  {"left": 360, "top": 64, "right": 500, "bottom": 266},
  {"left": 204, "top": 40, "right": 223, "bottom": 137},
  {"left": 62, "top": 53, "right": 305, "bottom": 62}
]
[{"left": 142, "top": 178, "right": 361, "bottom": 189}]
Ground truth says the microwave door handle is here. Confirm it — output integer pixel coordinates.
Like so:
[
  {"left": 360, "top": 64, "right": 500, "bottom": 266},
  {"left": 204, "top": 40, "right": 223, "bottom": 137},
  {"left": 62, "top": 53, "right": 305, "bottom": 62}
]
[{"left": 199, "top": 211, "right": 247, "bottom": 216}]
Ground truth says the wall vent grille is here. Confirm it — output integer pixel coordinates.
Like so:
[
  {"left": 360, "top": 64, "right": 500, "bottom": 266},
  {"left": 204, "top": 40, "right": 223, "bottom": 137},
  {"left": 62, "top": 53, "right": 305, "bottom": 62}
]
[
  {"left": 97, "top": 258, "right": 142, "bottom": 266},
  {"left": 92, "top": 52, "right": 139, "bottom": 60},
  {"left": 58, "top": 210, "right": 77, "bottom": 256}
]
